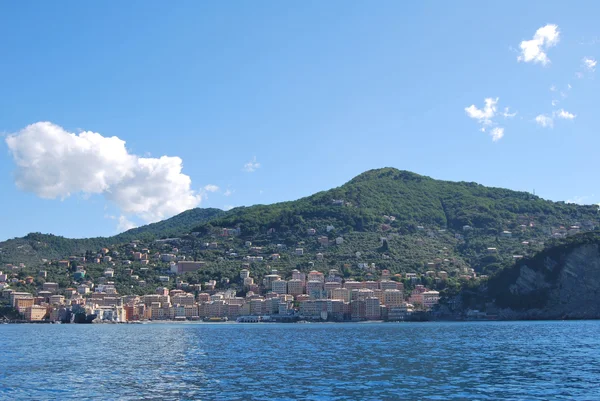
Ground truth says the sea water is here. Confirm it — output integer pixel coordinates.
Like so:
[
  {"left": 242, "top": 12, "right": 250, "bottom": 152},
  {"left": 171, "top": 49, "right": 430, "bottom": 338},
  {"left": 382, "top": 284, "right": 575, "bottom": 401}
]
[{"left": 1, "top": 321, "right": 599, "bottom": 400}]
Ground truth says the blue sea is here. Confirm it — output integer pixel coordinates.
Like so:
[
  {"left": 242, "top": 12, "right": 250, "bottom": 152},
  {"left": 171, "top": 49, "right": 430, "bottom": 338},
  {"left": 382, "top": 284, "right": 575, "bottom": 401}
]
[{"left": 1, "top": 321, "right": 599, "bottom": 400}]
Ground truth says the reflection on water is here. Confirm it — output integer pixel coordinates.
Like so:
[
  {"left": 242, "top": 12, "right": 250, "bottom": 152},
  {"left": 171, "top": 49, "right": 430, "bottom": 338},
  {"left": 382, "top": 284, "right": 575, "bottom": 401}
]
[{"left": 1, "top": 321, "right": 599, "bottom": 400}]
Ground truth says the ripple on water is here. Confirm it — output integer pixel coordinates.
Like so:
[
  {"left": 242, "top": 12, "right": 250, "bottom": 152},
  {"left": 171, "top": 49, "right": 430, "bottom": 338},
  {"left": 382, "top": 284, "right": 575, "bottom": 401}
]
[{"left": 1, "top": 321, "right": 600, "bottom": 400}]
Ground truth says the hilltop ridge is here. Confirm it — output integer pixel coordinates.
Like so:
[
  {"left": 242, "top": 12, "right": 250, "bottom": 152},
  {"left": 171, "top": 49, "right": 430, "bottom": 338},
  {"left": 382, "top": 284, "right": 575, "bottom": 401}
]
[{"left": 1, "top": 168, "right": 598, "bottom": 297}]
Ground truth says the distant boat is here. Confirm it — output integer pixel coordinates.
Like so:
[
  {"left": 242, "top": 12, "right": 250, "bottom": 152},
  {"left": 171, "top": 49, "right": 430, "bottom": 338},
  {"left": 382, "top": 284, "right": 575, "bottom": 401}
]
[{"left": 204, "top": 317, "right": 228, "bottom": 322}]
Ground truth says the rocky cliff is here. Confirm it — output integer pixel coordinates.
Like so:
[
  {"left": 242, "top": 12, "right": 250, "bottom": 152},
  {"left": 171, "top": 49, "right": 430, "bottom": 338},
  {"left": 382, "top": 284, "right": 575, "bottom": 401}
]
[{"left": 458, "top": 232, "right": 600, "bottom": 319}]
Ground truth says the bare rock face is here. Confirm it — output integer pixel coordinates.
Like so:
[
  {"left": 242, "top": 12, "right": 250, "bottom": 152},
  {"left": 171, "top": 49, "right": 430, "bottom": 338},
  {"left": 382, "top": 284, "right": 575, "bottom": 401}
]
[
  {"left": 548, "top": 244, "right": 600, "bottom": 318},
  {"left": 509, "top": 265, "right": 549, "bottom": 295},
  {"left": 499, "top": 244, "right": 600, "bottom": 319}
]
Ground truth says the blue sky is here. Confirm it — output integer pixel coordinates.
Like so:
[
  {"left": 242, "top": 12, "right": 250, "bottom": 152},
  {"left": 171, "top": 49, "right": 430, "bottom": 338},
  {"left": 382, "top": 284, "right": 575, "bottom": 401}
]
[{"left": 1, "top": 1, "right": 599, "bottom": 240}]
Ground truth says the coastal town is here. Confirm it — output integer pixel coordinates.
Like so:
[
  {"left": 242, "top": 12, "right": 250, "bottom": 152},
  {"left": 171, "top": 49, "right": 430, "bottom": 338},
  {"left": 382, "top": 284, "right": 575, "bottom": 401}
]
[
  {"left": 0, "top": 227, "right": 450, "bottom": 323},
  {"left": 0, "top": 262, "right": 441, "bottom": 323},
  {"left": 1, "top": 214, "right": 593, "bottom": 324}
]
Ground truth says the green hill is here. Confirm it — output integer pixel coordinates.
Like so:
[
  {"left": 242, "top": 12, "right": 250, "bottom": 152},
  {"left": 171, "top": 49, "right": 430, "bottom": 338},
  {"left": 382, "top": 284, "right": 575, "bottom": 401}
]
[
  {"left": 0, "top": 208, "right": 223, "bottom": 265},
  {"left": 200, "top": 168, "right": 594, "bottom": 235},
  {"left": 1, "top": 168, "right": 598, "bottom": 296}
]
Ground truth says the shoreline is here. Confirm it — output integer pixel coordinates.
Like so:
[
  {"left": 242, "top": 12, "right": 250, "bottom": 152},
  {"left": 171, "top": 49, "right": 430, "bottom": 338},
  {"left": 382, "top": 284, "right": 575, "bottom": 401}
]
[{"left": 3, "top": 317, "right": 599, "bottom": 325}]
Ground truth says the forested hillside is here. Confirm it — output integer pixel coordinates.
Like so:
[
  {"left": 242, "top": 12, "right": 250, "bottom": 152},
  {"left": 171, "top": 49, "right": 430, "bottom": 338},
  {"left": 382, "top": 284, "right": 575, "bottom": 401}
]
[{"left": 1, "top": 168, "right": 598, "bottom": 296}]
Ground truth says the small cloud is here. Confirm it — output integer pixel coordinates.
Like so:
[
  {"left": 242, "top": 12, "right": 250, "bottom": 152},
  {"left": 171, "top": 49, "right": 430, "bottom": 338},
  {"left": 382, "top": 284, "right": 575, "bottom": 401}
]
[
  {"left": 117, "top": 215, "right": 137, "bottom": 232},
  {"left": 535, "top": 109, "right": 576, "bottom": 128},
  {"left": 465, "top": 98, "right": 498, "bottom": 125},
  {"left": 242, "top": 157, "right": 260, "bottom": 173},
  {"left": 223, "top": 205, "right": 234, "bottom": 211},
  {"left": 583, "top": 57, "right": 597, "bottom": 71},
  {"left": 490, "top": 127, "right": 504, "bottom": 142},
  {"left": 535, "top": 114, "right": 554, "bottom": 128},
  {"left": 465, "top": 98, "right": 506, "bottom": 141},
  {"left": 223, "top": 189, "right": 234, "bottom": 197},
  {"left": 579, "top": 36, "right": 600, "bottom": 45},
  {"left": 556, "top": 109, "right": 576, "bottom": 120},
  {"left": 550, "top": 85, "right": 556, "bottom": 92},
  {"left": 203, "top": 184, "right": 219, "bottom": 193},
  {"left": 551, "top": 99, "right": 559, "bottom": 106},
  {"left": 502, "top": 107, "right": 517, "bottom": 118},
  {"left": 259, "top": 190, "right": 264, "bottom": 195},
  {"left": 567, "top": 84, "right": 572, "bottom": 90},
  {"left": 576, "top": 72, "right": 584, "bottom": 79},
  {"left": 517, "top": 24, "right": 560, "bottom": 66}
]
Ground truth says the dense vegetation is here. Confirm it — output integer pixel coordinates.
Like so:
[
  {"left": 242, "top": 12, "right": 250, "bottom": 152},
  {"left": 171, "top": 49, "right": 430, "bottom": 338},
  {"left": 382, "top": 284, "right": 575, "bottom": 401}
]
[
  {"left": 196, "top": 169, "right": 596, "bottom": 235},
  {"left": 2, "top": 168, "right": 598, "bottom": 298},
  {"left": 0, "top": 208, "right": 223, "bottom": 265}
]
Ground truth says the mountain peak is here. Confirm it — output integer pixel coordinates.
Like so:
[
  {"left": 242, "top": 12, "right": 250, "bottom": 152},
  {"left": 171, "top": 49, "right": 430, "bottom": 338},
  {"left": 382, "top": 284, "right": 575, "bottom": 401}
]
[{"left": 347, "top": 168, "right": 428, "bottom": 184}]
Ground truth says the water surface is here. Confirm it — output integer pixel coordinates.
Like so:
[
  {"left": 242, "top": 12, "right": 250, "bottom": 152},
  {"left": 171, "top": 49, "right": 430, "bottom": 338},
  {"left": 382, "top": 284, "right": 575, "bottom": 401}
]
[{"left": 1, "top": 321, "right": 599, "bottom": 400}]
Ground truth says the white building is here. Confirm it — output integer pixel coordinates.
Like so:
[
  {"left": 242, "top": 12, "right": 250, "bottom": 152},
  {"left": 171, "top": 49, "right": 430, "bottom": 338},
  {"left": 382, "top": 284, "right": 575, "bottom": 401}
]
[{"left": 271, "top": 280, "right": 287, "bottom": 295}]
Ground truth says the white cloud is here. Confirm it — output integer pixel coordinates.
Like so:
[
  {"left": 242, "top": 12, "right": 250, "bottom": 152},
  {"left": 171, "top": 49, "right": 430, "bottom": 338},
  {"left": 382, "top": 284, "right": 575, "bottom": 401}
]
[
  {"left": 465, "top": 98, "right": 508, "bottom": 141},
  {"left": 465, "top": 97, "right": 498, "bottom": 125},
  {"left": 550, "top": 85, "right": 556, "bottom": 92},
  {"left": 502, "top": 107, "right": 517, "bottom": 118},
  {"left": 490, "top": 127, "right": 504, "bottom": 142},
  {"left": 223, "top": 189, "right": 234, "bottom": 197},
  {"left": 223, "top": 205, "right": 234, "bottom": 211},
  {"left": 551, "top": 100, "right": 559, "bottom": 106},
  {"left": 583, "top": 57, "right": 597, "bottom": 71},
  {"left": 534, "top": 109, "right": 576, "bottom": 128},
  {"left": 203, "top": 184, "right": 219, "bottom": 193},
  {"left": 517, "top": 24, "right": 559, "bottom": 65},
  {"left": 117, "top": 215, "right": 137, "bottom": 232},
  {"left": 6, "top": 122, "right": 202, "bottom": 224},
  {"left": 242, "top": 156, "right": 260, "bottom": 173},
  {"left": 535, "top": 114, "right": 554, "bottom": 128},
  {"left": 556, "top": 109, "right": 576, "bottom": 119}
]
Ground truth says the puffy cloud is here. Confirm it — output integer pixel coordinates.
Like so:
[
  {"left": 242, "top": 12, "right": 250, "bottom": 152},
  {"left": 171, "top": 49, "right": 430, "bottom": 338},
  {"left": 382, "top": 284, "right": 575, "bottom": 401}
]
[
  {"left": 490, "top": 127, "right": 504, "bottom": 142},
  {"left": 203, "top": 184, "right": 220, "bottom": 193},
  {"left": 535, "top": 114, "right": 554, "bottom": 128},
  {"left": 583, "top": 57, "right": 597, "bottom": 71},
  {"left": 223, "top": 189, "right": 234, "bottom": 197},
  {"left": 556, "top": 109, "right": 576, "bottom": 120},
  {"left": 517, "top": 24, "right": 559, "bottom": 65},
  {"left": 465, "top": 98, "right": 498, "bottom": 125},
  {"left": 242, "top": 156, "right": 260, "bottom": 173},
  {"left": 5, "top": 122, "right": 202, "bottom": 223}
]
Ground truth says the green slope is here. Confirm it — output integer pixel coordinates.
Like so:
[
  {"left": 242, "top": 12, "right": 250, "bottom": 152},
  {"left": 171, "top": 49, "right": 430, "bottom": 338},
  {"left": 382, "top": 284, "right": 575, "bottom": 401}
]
[
  {"left": 2, "top": 168, "right": 598, "bottom": 283},
  {"left": 0, "top": 208, "right": 223, "bottom": 265},
  {"left": 195, "top": 168, "right": 597, "bottom": 236}
]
